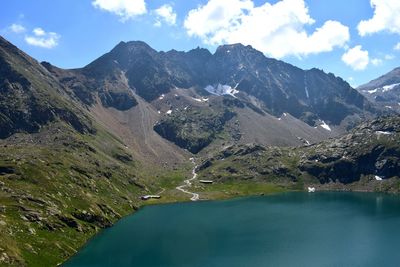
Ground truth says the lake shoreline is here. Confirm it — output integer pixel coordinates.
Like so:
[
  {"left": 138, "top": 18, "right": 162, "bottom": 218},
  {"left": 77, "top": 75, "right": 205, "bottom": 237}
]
[
  {"left": 65, "top": 191, "right": 399, "bottom": 266},
  {"left": 60, "top": 181, "right": 398, "bottom": 266}
]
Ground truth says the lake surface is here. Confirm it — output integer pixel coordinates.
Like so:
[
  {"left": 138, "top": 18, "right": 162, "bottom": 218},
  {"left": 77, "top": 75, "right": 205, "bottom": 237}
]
[{"left": 64, "top": 192, "right": 400, "bottom": 267}]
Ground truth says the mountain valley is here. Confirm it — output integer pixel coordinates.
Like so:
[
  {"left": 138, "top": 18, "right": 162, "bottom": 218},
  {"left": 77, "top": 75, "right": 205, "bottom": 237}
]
[{"left": 0, "top": 35, "right": 399, "bottom": 266}]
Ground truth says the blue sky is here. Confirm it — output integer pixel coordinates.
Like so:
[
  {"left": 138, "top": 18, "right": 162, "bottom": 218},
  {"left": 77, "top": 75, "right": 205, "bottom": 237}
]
[{"left": 1, "top": 0, "right": 400, "bottom": 87}]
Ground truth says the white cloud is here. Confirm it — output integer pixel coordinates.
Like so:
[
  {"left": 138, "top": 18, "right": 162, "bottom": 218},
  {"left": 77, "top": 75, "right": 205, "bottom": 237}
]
[
  {"left": 183, "top": 0, "right": 349, "bottom": 58},
  {"left": 92, "top": 0, "right": 146, "bottom": 21},
  {"left": 9, "top": 23, "right": 25, "bottom": 34},
  {"left": 32, "top": 27, "right": 46, "bottom": 36},
  {"left": 358, "top": 0, "right": 400, "bottom": 36},
  {"left": 341, "top": 45, "right": 369, "bottom": 71},
  {"left": 154, "top": 4, "right": 177, "bottom": 27},
  {"left": 385, "top": 54, "right": 395, "bottom": 60},
  {"left": 25, "top": 28, "right": 60, "bottom": 49},
  {"left": 371, "top": 58, "right": 383, "bottom": 66},
  {"left": 394, "top": 42, "right": 400, "bottom": 50}
]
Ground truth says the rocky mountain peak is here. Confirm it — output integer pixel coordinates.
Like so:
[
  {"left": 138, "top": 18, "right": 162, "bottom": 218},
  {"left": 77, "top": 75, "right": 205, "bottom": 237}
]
[
  {"left": 39, "top": 39, "right": 379, "bottom": 127},
  {"left": 357, "top": 66, "right": 400, "bottom": 112}
]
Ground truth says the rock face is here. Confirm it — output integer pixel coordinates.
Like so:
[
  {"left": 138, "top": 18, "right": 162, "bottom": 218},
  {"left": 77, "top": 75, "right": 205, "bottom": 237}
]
[
  {"left": 42, "top": 61, "right": 138, "bottom": 111},
  {"left": 358, "top": 67, "right": 400, "bottom": 112},
  {"left": 300, "top": 116, "right": 400, "bottom": 184},
  {"left": 39, "top": 40, "right": 377, "bottom": 152},
  {"left": 154, "top": 104, "right": 235, "bottom": 153},
  {"left": 0, "top": 37, "right": 146, "bottom": 266},
  {"left": 198, "top": 116, "right": 400, "bottom": 189},
  {"left": 63, "top": 41, "right": 376, "bottom": 128},
  {"left": 0, "top": 37, "right": 94, "bottom": 138}
]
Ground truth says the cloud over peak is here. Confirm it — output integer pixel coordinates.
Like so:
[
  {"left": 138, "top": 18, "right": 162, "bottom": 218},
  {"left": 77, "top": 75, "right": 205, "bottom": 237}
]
[
  {"left": 25, "top": 27, "right": 60, "bottom": 49},
  {"left": 9, "top": 23, "right": 26, "bottom": 34},
  {"left": 358, "top": 0, "right": 400, "bottom": 36},
  {"left": 92, "top": 0, "right": 147, "bottom": 21},
  {"left": 341, "top": 45, "right": 369, "bottom": 71},
  {"left": 184, "top": 0, "right": 349, "bottom": 59},
  {"left": 154, "top": 4, "right": 177, "bottom": 27}
]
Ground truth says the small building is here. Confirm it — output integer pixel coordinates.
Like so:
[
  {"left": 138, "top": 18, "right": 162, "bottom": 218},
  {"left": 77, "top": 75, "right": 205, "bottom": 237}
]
[
  {"left": 199, "top": 180, "right": 214, "bottom": 184},
  {"left": 141, "top": 195, "right": 161, "bottom": 200}
]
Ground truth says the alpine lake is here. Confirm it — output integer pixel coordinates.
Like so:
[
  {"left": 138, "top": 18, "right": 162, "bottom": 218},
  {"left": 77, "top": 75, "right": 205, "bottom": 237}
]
[{"left": 64, "top": 192, "right": 400, "bottom": 267}]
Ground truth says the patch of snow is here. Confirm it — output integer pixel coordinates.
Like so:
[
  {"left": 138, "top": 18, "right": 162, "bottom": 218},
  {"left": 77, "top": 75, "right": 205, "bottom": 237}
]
[
  {"left": 320, "top": 121, "right": 332, "bottom": 131},
  {"left": 227, "top": 50, "right": 231, "bottom": 53},
  {"left": 204, "top": 84, "right": 239, "bottom": 97},
  {"left": 157, "top": 110, "right": 161, "bottom": 114},
  {"left": 192, "top": 97, "right": 208, "bottom": 103},
  {"left": 166, "top": 110, "right": 172, "bottom": 115},
  {"left": 308, "top": 187, "right": 316, "bottom": 193},
  {"left": 375, "top": 175, "right": 383, "bottom": 181},
  {"left": 159, "top": 94, "right": 165, "bottom": 100},
  {"left": 305, "top": 85, "right": 310, "bottom": 98},
  {"left": 283, "top": 113, "right": 288, "bottom": 117},
  {"left": 368, "top": 83, "right": 400, "bottom": 94},
  {"left": 367, "top": 89, "right": 378, "bottom": 94},
  {"left": 174, "top": 94, "right": 178, "bottom": 97},
  {"left": 375, "top": 131, "right": 392, "bottom": 135},
  {"left": 113, "top": 60, "right": 119, "bottom": 65},
  {"left": 304, "top": 74, "right": 310, "bottom": 99},
  {"left": 184, "top": 106, "right": 189, "bottom": 110},
  {"left": 385, "top": 106, "right": 393, "bottom": 109},
  {"left": 382, "top": 83, "right": 400, "bottom": 92}
]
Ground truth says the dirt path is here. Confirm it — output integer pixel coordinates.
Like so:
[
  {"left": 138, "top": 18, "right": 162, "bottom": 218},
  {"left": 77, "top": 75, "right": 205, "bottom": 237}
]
[{"left": 176, "top": 158, "right": 199, "bottom": 201}]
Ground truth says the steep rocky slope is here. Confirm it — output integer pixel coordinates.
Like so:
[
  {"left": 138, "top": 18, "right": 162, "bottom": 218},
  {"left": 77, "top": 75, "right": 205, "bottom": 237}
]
[
  {"left": 75, "top": 41, "right": 377, "bottom": 127},
  {"left": 45, "top": 41, "right": 378, "bottom": 153},
  {"left": 197, "top": 116, "right": 400, "bottom": 192},
  {"left": 0, "top": 37, "right": 93, "bottom": 139},
  {"left": 0, "top": 37, "right": 185, "bottom": 266},
  {"left": 358, "top": 67, "right": 400, "bottom": 112}
]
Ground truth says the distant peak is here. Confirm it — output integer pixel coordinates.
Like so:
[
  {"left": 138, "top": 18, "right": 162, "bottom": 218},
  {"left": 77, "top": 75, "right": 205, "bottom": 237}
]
[
  {"left": 111, "top": 40, "right": 155, "bottom": 53},
  {"left": 215, "top": 43, "right": 254, "bottom": 53},
  {"left": 125, "top": 40, "right": 152, "bottom": 48}
]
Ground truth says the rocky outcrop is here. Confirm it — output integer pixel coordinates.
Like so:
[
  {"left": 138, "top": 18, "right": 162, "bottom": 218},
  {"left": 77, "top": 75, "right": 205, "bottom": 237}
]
[
  {"left": 72, "top": 210, "right": 112, "bottom": 228},
  {"left": 358, "top": 66, "right": 400, "bottom": 111},
  {"left": 154, "top": 107, "right": 236, "bottom": 153},
  {"left": 0, "top": 37, "right": 94, "bottom": 138},
  {"left": 99, "top": 91, "right": 137, "bottom": 111},
  {"left": 198, "top": 116, "right": 400, "bottom": 188},
  {"left": 299, "top": 116, "right": 400, "bottom": 184}
]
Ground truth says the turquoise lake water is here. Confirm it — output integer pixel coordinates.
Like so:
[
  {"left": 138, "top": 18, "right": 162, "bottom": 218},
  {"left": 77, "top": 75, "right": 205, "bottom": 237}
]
[{"left": 64, "top": 192, "right": 400, "bottom": 267}]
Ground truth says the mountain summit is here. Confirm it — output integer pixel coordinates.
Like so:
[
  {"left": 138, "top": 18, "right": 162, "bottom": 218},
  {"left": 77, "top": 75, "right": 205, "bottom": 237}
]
[
  {"left": 358, "top": 67, "right": 400, "bottom": 112},
  {"left": 38, "top": 40, "right": 381, "bottom": 153},
  {"left": 48, "top": 40, "right": 377, "bottom": 123}
]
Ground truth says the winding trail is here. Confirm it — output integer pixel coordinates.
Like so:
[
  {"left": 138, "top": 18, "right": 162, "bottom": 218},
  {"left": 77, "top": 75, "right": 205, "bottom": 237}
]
[{"left": 176, "top": 158, "right": 199, "bottom": 201}]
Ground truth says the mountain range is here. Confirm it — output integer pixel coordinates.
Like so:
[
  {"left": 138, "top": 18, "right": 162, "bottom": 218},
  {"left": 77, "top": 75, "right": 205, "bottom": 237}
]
[
  {"left": 41, "top": 40, "right": 380, "bottom": 155},
  {"left": 0, "top": 36, "right": 399, "bottom": 266},
  {"left": 358, "top": 67, "right": 400, "bottom": 112}
]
